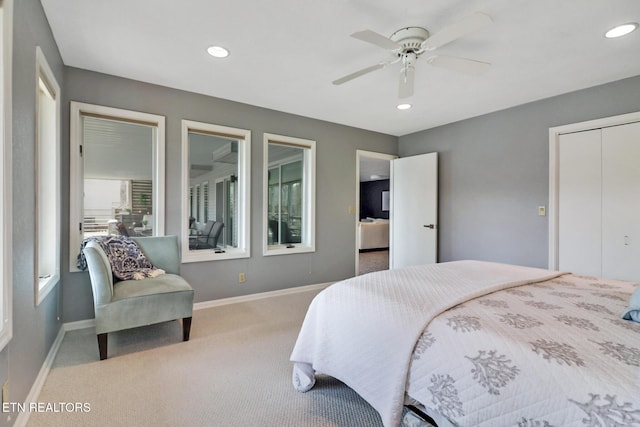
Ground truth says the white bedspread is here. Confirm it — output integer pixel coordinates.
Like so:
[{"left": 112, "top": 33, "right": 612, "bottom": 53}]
[{"left": 290, "top": 260, "right": 563, "bottom": 427}]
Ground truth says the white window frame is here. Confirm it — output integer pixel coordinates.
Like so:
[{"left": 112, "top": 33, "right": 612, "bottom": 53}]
[
  {"left": 35, "top": 46, "right": 61, "bottom": 305},
  {"left": 0, "top": 0, "right": 14, "bottom": 349},
  {"left": 69, "top": 102, "right": 166, "bottom": 271},
  {"left": 181, "top": 120, "right": 251, "bottom": 262},
  {"left": 263, "top": 133, "right": 316, "bottom": 256}
]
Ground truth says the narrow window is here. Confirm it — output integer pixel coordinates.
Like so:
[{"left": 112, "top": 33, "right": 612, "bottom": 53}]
[
  {"left": 263, "top": 133, "right": 315, "bottom": 256},
  {"left": 181, "top": 120, "right": 250, "bottom": 262},
  {"left": 0, "top": 0, "right": 14, "bottom": 349},
  {"left": 35, "top": 46, "right": 61, "bottom": 305}
]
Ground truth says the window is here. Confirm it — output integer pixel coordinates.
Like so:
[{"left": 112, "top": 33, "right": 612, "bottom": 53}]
[
  {"left": 0, "top": 0, "right": 13, "bottom": 349},
  {"left": 181, "top": 120, "right": 250, "bottom": 262},
  {"left": 69, "top": 102, "right": 165, "bottom": 271},
  {"left": 263, "top": 133, "right": 315, "bottom": 256},
  {"left": 35, "top": 46, "right": 61, "bottom": 305}
]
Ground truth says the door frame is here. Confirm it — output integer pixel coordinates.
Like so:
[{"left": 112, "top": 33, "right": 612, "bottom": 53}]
[
  {"left": 548, "top": 110, "right": 640, "bottom": 270},
  {"left": 355, "top": 150, "right": 397, "bottom": 276}
]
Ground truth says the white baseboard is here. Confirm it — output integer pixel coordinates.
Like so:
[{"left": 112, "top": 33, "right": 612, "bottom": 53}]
[
  {"left": 193, "top": 282, "right": 331, "bottom": 311},
  {"left": 64, "top": 318, "right": 96, "bottom": 331},
  {"left": 13, "top": 325, "right": 66, "bottom": 427}
]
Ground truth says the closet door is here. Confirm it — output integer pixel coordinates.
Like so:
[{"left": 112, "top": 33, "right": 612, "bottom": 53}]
[
  {"left": 602, "top": 122, "right": 640, "bottom": 281},
  {"left": 558, "top": 130, "right": 602, "bottom": 276}
]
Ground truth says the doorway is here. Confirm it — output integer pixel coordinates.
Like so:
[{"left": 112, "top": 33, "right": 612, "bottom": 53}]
[{"left": 355, "top": 150, "right": 397, "bottom": 275}]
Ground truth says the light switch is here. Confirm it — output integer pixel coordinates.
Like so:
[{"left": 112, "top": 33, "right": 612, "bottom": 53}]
[{"left": 538, "top": 206, "right": 546, "bottom": 216}]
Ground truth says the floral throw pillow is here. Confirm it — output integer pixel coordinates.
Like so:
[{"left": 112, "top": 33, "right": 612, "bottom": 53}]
[{"left": 78, "top": 236, "right": 165, "bottom": 281}]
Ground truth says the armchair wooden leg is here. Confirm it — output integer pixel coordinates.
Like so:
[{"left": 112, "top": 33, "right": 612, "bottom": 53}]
[
  {"left": 97, "top": 333, "right": 108, "bottom": 360},
  {"left": 182, "top": 317, "right": 192, "bottom": 341}
]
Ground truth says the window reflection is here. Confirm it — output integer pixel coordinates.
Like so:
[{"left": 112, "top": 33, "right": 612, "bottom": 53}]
[
  {"left": 267, "top": 148, "right": 303, "bottom": 245},
  {"left": 263, "top": 134, "right": 315, "bottom": 255},
  {"left": 82, "top": 117, "right": 154, "bottom": 238},
  {"left": 188, "top": 132, "right": 239, "bottom": 251},
  {"left": 182, "top": 120, "right": 250, "bottom": 262}
]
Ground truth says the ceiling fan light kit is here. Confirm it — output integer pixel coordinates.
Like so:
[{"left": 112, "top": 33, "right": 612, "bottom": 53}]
[{"left": 332, "top": 12, "right": 493, "bottom": 99}]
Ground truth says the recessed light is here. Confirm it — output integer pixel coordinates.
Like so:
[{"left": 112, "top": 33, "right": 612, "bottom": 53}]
[
  {"left": 397, "top": 103, "right": 412, "bottom": 110},
  {"left": 207, "top": 45, "right": 230, "bottom": 58},
  {"left": 605, "top": 23, "right": 638, "bottom": 38}
]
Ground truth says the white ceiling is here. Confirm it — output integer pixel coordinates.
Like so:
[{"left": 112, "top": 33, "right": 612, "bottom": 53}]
[
  {"left": 41, "top": 0, "right": 640, "bottom": 137},
  {"left": 360, "top": 156, "right": 391, "bottom": 182}
]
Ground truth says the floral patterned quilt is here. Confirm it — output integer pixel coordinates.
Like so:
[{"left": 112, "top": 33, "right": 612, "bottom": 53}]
[{"left": 406, "top": 273, "right": 640, "bottom": 427}]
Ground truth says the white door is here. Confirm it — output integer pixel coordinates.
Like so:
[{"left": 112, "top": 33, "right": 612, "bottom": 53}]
[
  {"left": 555, "top": 120, "right": 640, "bottom": 282},
  {"left": 602, "top": 122, "right": 640, "bottom": 281},
  {"left": 558, "top": 129, "right": 602, "bottom": 276},
  {"left": 390, "top": 152, "right": 438, "bottom": 269}
]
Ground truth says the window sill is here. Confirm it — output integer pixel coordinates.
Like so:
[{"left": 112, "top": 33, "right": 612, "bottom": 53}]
[
  {"left": 181, "top": 247, "right": 250, "bottom": 263},
  {"left": 37, "top": 273, "right": 59, "bottom": 306},
  {"left": 263, "top": 244, "right": 315, "bottom": 257}
]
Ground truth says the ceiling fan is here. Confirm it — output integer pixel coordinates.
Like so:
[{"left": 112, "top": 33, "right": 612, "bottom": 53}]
[{"left": 332, "top": 12, "right": 493, "bottom": 99}]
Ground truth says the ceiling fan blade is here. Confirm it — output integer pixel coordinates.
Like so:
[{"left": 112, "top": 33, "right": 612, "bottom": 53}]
[
  {"left": 398, "top": 67, "right": 415, "bottom": 99},
  {"left": 351, "top": 30, "right": 400, "bottom": 51},
  {"left": 426, "top": 55, "right": 491, "bottom": 75},
  {"left": 332, "top": 63, "right": 387, "bottom": 85},
  {"left": 422, "top": 12, "right": 492, "bottom": 51}
]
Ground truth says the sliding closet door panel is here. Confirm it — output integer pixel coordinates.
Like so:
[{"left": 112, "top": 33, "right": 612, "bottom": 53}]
[
  {"left": 602, "top": 122, "right": 640, "bottom": 281},
  {"left": 558, "top": 130, "right": 602, "bottom": 276}
]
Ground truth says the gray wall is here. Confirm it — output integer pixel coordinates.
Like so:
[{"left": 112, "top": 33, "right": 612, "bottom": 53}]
[
  {"left": 61, "top": 68, "right": 398, "bottom": 322},
  {"left": 2, "top": 0, "right": 65, "bottom": 425},
  {"left": 399, "top": 75, "right": 640, "bottom": 268}
]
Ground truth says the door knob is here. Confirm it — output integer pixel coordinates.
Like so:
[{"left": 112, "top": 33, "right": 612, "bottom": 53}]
[{"left": 423, "top": 224, "right": 435, "bottom": 229}]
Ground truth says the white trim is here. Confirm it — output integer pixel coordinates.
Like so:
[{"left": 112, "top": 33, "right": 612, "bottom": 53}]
[
  {"left": 64, "top": 318, "right": 96, "bottom": 331},
  {"left": 69, "top": 102, "right": 166, "bottom": 271},
  {"left": 35, "top": 46, "right": 61, "bottom": 306},
  {"left": 355, "top": 150, "right": 397, "bottom": 276},
  {"left": 548, "top": 111, "right": 640, "bottom": 270},
  {"left": 193, "top": 282, "right": 331, "bottom": 310},
  {"left": 61, "top": 283, "right": 332, "bottom": 332},
  {"left": 0, "top": 0, "right": 13, "bottom": 351},
  {"left": 181, "top": 120, "right": 251, "bottom": 263},
  {"left": 13, "top": 325, "right": 66, "bottom": 427},
  {"left": 263, "top": 133, "right": 316, "bottom": 256}
]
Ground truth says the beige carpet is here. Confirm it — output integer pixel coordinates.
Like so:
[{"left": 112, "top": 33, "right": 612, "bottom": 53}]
[
  {"left": 358, "top": 250, "right": 389, "bottom": 275},
  {"left": 27, "top": 288, "right": 385, "bottom": 427}
]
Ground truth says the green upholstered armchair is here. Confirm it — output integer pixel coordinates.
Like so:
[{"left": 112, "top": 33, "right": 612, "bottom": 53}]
[{"left": 82, "top": 235, "right": 194, "bottom": 360}]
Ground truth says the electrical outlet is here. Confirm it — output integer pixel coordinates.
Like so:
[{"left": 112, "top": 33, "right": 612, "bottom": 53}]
[
  {"left": 238, "top": 272, "right": 246, "bottom": 283},
  {"left": 538, "top": 206, "right": 546, "bottom": 216}
]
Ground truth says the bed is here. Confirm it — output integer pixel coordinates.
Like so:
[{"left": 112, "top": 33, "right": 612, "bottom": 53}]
[
  {"left": 290, "top": 260, "right": 640, "bottom": 427},
  {"left": 358, "top": 219, "right": 389, "bottom": 250}
]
